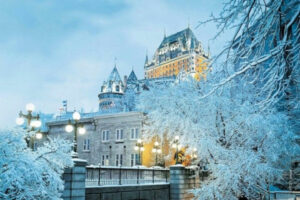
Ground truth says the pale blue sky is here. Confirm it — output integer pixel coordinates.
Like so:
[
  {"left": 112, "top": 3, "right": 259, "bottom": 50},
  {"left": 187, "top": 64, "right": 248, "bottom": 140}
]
[{"left": 0, "top": 0, "right": 230, "bottom": 128}]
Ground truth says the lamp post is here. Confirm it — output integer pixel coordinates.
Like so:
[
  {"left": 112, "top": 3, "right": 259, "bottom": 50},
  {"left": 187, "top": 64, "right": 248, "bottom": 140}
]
[
  {"left": 191, "top": 147, "right": 198, "bottom": 164},
  {"left": 134, "top": 139, "right": 144, "bottom": 165},
  {"left": 16, "top": 103, "right": 43, "bottom": 149},
  {"left": 65, "top": 111, "right": 86, "bottom": 156},
  {"left": 152, "top": 141, "right": 162, "bottom": 166},
  {"left": 172, "top": 135, "right": 182, "bottom": 164}
]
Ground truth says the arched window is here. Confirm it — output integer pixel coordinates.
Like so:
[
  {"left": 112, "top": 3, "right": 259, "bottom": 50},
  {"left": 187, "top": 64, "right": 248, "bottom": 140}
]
[{"left": 116, "top": 85, "right": 120, "bottom": 92}]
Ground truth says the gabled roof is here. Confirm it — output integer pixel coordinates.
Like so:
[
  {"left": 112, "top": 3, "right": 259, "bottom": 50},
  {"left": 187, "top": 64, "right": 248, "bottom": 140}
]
[
  {"left": 108, "top": 65, "right": 122, "bottom": 83},
  {"left": 158, "top": 27, "right": 199, "bottom": 49},
  {"left": 127, "top": 70, "right": 138, "bottom": 83}
]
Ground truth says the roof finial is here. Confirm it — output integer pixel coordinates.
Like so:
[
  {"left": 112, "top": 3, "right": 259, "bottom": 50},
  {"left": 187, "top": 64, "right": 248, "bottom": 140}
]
[
  {"left": 188, "top": 17, "right": 190, "bottom": 29},
  {"left": 164, "top": 28, "right": 166, "bottom": 38},
  {"left": 114, "top": 57, "right": 117, "bottom": 67}
]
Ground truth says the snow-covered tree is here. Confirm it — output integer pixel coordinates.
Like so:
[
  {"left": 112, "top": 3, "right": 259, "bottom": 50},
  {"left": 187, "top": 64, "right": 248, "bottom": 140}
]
[
  {"left": 204, "top": 0, "right": 299, "bottom": 128},
  {"left": 0, "top": 128, "right": 73, "bottom": 200},
  {"left": 138, "top": 78, "right": 299, "bottom": 199}
]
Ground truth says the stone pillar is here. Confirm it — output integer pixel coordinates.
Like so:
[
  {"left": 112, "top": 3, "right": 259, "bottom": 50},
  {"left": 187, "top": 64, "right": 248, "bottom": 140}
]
[
  {"left": 170, "top": 165, "right": 199, "bottom": 200},
  {"left": 62, "top": 158, "right": 87, "bottom": 200}
]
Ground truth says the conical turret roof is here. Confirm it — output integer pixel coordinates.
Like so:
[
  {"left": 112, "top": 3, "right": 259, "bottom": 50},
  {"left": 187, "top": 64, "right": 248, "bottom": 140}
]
[
  {"left": 108, "top": 65, "right": 122, "bottom": 83},
  {"left": 127, "top": 70, "right": 138, "bottom": 84}
]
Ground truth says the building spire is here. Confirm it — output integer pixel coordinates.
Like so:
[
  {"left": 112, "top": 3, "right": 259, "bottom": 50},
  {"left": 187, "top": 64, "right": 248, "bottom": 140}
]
[
  {"left": 145, "top": 50, "right": 148, "bottom": 65},
  {"left": 207, "top": 42, "right": 211, "bottom": 58},
  {"left": 187, "top": 17, "right": 190, "bottom": 29},
  {"left": 163, "top": 28, "right": 166, "bottom": 38}
]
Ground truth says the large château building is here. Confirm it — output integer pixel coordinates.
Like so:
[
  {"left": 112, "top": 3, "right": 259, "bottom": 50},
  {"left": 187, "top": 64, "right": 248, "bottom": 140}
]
[
  {"left": 144, "top": 28, "right": 209, "bottom": 80},
  {"left": 44, "top": 28, "right": 209, "bottom": 167}
]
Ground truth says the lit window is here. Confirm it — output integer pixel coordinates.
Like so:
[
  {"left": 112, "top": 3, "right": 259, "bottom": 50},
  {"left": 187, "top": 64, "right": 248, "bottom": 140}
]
[
  {"left": 102, "top": 130, "right": 110, "bottom": 141},
  {"left": 116, "top": 129, "right": 124, "bottom": 141},
  {"left": 83, "top": 139, "right": 90, "bottom": 151}
]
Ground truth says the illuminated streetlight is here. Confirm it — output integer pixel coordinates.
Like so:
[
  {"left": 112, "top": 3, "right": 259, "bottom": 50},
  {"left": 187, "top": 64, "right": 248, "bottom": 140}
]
[
  {"left": 152, "top": 140, "right": 162, "bottom": 166},
  {"left": 191, "top": 148, "right": 198, "bottom": 164},
  {"left": 16, "top": 103, "right": 42, "bottom": 149},
  {"left": 172, "top": 135, "right": 181, "bottom": 164},
  {"left": 65, "top": 111, "right": 86, "bottom": 155}
]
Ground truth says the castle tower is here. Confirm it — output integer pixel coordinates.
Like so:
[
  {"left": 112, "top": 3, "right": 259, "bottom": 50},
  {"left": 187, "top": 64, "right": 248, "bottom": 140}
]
[
  {"left": 98, "top": 65, "right": 125, "bottom": 113},
  {"left": 144, "top": 27, "right": 209, "bottom": 81}
]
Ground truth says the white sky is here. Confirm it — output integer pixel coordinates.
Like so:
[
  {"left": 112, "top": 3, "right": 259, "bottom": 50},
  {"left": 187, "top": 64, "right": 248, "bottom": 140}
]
[{"left": 0, "top": 0, "right": 231, "bottom": 128}]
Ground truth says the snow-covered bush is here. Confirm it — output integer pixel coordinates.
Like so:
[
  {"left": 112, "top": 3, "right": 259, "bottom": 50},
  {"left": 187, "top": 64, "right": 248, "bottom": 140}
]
[{"left": 0, "top": 128, "right": 73, "bottom": 200}]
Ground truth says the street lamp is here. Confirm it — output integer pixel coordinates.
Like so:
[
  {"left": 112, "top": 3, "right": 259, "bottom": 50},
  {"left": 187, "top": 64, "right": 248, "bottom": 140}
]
[
  {"left": 65, "top": 111, "right": 86, "bottom": 155},
  {"left": 172, "top": 135, "right": 182, "bottom": 164},
  {"left": 134, "top": 139, "right": 144, "bottom": 165},
  {"left": 191, "top": 147, "right": 198, "bottom": 164},
  {"left": 16, "top": 103, "right": 43, "bottom": 149},
  {"left": 152, "top": 141, "right": 162, "bottom": 166}
]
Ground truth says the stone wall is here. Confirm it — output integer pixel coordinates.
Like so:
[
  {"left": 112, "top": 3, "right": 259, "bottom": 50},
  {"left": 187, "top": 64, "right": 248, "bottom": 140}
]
[{"left": 86, "top": 183, "right": 170, "bottom": 200}]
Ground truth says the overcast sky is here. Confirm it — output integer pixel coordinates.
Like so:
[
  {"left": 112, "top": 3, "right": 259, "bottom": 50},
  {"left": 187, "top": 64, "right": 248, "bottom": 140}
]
[{"left": 0, "top": 0, "right": 231, "bottom": 128}]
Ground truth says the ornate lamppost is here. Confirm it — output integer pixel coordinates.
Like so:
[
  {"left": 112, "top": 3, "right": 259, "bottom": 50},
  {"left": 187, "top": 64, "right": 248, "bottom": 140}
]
[
  {"left": 191, "top": 147, "right": 198, "bottom": 164},
  {"left": 134, "top": 139, "right": 144, "bottom": 165},
  {"left": 65, "top": 111, "right": 86, "bottom": 156},
  {"left": 16, "top": 103, "right": 43, "bottom": 149},
  {"left": 172, "top": 135, "right": 182, "bottom": 164},
  {"left": 152, "top": 141, "right": 162, "bottom": 166}
]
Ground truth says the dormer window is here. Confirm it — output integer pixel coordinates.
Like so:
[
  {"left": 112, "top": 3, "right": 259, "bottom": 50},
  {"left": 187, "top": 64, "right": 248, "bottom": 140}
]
[{"left": 116, "top": 85, "right": 120, "bottom": 92}]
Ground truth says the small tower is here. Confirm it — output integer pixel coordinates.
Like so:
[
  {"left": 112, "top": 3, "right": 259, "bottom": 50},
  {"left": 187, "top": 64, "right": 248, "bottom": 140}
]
[{"left": 98, "top": 65, "right": 125, "bottom": 113}]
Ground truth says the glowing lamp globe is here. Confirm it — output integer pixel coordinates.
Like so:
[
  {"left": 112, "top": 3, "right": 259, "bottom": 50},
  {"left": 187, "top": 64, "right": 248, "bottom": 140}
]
[
  {"left": 16, "top": 117, "right": 24, "bottom": 125},
  {"left": 193, "top": 148, "right": 197, "bottom": 152},
  {"left": 26, "top": 103, "right": 35, "bottom": 112},
  {"left": 134, "top": 146, "right": 139, "bottom": 151},
  {"left": 78, "top": 127, "right": 86, "bottom": 135},
  {"left": 36, "top": 132, "right": 43, "bottom": 139},
  {"left": 152, "top": 149, "right": 157, "bottom": 153},
  {"left": 175, "top": 136, "right": 179, "bottom": 140},
  {"left": 157, "top": 149, "right": 162, "bottom": 154},
  {"left": 65, "top": 124, "right": 74, "bottom": 133},
  {"left": 154, "top": 141, "right": 159, "bottom": 146},
  {"left": 172, "top": 143, "right": 177, "bottom": 148},
  {"left": 141, "top": 147, "right": 145, "bottom": 151},
  {"left": 72, "top": 111, "right": 81, "bottom": 121},
  {"left": 137, "top": 139, "right": 142, "bottom": 144}
]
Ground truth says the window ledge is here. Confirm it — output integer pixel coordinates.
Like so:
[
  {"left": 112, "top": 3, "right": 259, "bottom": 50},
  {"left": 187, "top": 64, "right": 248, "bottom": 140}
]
[{"left": 82, "top": 150, "right": 90, "bottom": 153}]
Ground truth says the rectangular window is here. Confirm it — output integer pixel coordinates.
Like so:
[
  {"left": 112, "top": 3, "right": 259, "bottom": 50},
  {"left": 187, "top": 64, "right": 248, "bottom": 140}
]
[
  {"left": 102, "top": 155, "right": 109, "bottom": 166},
  {"left": 131, "top": 128, "right": 139, "bottom": 139},
  {"left": 116, "top": 154, "right": 123, "bottom": 166},
  {"left": 83, "top": 139, "right": 90, "bottom": 151},
  {"left": 116, "top": 129, "right": 124, "bottom": 141},
  {"left": 102, "top": 130, "right": 110, "bottom": 141},
  {"left": 101, "top": 155, "right": 105, "bottom": 165},
  {"left": 130, "top": 154, "right": 140, "bottom": 166}
]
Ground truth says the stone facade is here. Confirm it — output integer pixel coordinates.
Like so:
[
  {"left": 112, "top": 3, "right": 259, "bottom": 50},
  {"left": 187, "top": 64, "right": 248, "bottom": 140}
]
[{"left": 47, "top": 112, "right": 143, "bottom": 166}]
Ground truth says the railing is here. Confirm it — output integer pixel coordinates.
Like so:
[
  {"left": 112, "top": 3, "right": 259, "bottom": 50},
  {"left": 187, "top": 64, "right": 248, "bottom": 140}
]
[{"left": 86, "top": 166, "right": 169, "bottom": 186}]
